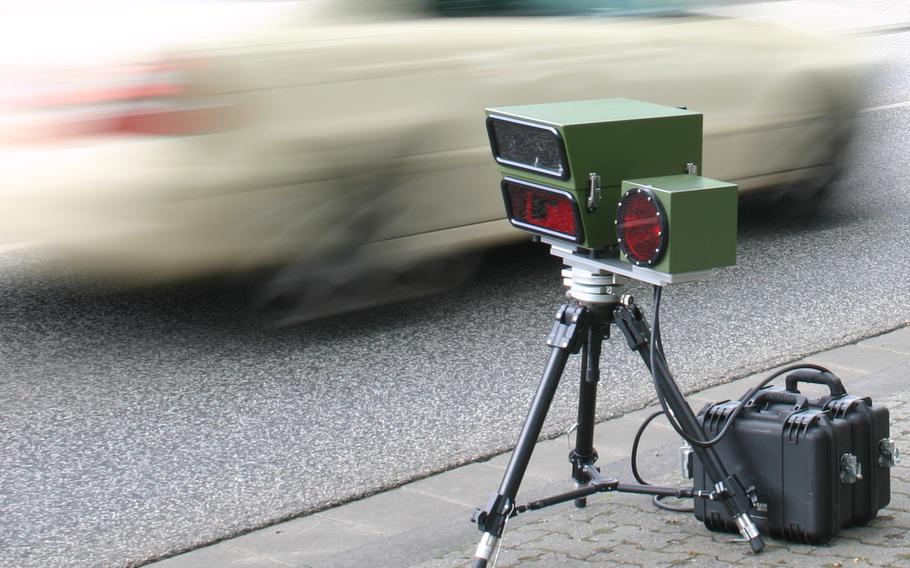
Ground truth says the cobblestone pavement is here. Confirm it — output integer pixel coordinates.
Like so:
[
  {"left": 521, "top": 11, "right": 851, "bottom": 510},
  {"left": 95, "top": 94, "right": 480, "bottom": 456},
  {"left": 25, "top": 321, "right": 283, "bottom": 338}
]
[{"left": 411, "top": 395, "right": 910, "bottom": 568}]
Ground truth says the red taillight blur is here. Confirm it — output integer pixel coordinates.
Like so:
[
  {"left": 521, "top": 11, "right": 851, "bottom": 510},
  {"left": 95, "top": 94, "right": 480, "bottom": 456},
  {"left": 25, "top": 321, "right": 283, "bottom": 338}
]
[
  {"left": 0, "top": 60, "right": 231, "bottom": 144},
  {"left": 502, "top": 178, "right": 581, "bottom": 241},
  {"left": 615, "top": 187, "right": 668, "bottom": 266}
]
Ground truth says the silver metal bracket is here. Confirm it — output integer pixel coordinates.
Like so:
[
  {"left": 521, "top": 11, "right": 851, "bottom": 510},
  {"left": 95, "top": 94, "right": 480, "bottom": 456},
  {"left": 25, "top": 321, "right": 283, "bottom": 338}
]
[
  {"left": 840, "top": 453, "right": 863, "bottom": 484},
  {"left": 543, "top": 237, "right": 714, "bottom": 287},
  {"left": 686, "top": 162, "right": 698, "bottom": 175},
  {"left": 587, "top": 173, "right": 602, "bottom": 211},
  {"left": 879, "top": 438, "right": 900, "bottom": 468}
]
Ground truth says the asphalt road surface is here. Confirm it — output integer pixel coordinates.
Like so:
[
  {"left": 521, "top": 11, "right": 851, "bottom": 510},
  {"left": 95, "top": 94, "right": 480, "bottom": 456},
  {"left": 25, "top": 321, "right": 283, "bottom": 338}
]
[{"left": 4, "top": 10, "right": 910, "bottom": 568}]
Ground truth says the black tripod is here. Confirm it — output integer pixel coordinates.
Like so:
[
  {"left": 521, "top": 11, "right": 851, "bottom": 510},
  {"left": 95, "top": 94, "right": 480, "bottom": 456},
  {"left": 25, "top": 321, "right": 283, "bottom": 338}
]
[{"left": 470, "top": 280, "right": 764, "bottom": 567}]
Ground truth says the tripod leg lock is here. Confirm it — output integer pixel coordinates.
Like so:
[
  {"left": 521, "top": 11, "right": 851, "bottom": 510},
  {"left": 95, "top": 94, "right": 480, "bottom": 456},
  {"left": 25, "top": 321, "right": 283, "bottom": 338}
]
[
  {"left": 714, "top": 475, "right": 757, "bottom": 514},
  {"left": 569, "top": 449, "right": 599, "bottom": 483},
  {"left": 471, "top": 493, "right": 513, "bottom": 537},
  {"left": 613, "top": 303, "right": 649, "bottom": 353},
  {"left": 546, "top": 305, "right": 589, "bottom": 353}
]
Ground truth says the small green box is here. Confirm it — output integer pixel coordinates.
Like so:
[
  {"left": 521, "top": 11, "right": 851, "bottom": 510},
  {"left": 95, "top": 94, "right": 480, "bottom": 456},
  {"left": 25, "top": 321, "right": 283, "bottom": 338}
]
[{"left": 621, "top": 174, "right": 737, "bottom": 274}]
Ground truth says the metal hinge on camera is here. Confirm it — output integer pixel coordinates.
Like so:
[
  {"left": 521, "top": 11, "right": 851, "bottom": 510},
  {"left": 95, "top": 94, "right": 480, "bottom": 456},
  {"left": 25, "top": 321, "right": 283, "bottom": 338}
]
[
  {"left": 587, "top": 173, "right": 601, "bottom": 211},
  {"left": 879, "top": 438, "right": 900, "bottom": 468},
  {"left": 840, "top": 453, "right": 863, "bottom": 484}
]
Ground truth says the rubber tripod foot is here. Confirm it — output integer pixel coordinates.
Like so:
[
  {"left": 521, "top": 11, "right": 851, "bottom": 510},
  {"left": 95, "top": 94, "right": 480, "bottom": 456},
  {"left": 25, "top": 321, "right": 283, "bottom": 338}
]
[
  {"left": 749, "top": 535, "right": 765, "bottom": 553},
  {"left": 471, "top": 558, "right": 488, "bottom": 568}
]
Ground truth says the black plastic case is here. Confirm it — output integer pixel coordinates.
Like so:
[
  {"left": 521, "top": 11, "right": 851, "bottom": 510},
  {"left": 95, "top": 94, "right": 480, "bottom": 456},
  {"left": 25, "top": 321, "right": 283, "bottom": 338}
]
[{"left": 693, "top": 371, "right": 892, "bottom": 544}]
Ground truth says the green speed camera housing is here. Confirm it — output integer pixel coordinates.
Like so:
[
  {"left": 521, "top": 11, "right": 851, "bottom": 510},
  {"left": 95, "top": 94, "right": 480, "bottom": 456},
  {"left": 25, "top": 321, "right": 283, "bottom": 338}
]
[{"left": 486, "top": 98, "right": 737, "bottom": 275}]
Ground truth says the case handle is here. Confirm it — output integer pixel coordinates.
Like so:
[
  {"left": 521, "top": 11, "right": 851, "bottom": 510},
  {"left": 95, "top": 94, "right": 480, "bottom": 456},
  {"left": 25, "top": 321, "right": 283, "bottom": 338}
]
[
  {"left": 785, "top": 369, "right": 847, "bottom": 397},
  {"left": 750, "top": 390, "right": 809, "bottom": 411}
]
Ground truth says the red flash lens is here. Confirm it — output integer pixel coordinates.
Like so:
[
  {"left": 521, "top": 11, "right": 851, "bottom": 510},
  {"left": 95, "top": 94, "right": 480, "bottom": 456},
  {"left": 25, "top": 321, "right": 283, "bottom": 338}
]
[
  {"left": 502, "top": 179, "right": 581, "bottom": 241},
  {"left": 616, "top": 188, "right": 668, "bottom": 266}
]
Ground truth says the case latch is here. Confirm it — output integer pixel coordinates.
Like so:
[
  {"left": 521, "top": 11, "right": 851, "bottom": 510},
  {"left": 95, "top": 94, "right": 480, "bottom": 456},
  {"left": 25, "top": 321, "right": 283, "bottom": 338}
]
[
  {"left": 840, "top": 453, "right": 863, "bottom": 484},
  {"left": 878, "top": 438, "right": 901, "bottom": 468},
  {"left": 679, "top": 443, "right": 694, "bottom": 479}
]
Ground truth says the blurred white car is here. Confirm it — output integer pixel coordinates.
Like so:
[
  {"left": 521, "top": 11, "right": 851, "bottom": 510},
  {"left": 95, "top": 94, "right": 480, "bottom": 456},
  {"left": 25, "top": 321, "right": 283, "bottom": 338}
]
[{"left": 0, "top": 0, "right": 859, "bottom": 297}]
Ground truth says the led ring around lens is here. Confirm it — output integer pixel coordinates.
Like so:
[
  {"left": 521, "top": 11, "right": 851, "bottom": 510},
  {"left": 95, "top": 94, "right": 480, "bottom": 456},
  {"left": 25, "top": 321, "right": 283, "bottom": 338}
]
[{"left": 615, "top": 187, "right": 668, "bottom": 266}]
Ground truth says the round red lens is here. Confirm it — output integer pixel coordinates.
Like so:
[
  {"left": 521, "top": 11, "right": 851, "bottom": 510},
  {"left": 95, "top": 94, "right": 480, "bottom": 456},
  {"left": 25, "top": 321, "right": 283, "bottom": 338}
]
[{"left": 616, "top": 189, "right": 667, "bottom": 265}]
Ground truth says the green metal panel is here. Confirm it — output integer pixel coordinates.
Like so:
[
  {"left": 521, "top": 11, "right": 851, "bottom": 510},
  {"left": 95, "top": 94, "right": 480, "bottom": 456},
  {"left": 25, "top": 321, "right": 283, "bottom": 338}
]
[
  {"left": 621, "top": 174, "right": 738, "bottom": 274},
  {"left": 487, "top": 98, "right": 703, "bottom": 250},
  {"left": 492, "top": 98, "right": 697, "bottom": 129}
]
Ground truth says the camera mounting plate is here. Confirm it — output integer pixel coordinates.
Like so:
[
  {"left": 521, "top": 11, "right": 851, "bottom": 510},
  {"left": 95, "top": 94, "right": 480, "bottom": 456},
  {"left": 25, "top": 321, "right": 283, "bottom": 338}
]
[{"left": 543, "top": 237, "right": 714, "bottom": 287}]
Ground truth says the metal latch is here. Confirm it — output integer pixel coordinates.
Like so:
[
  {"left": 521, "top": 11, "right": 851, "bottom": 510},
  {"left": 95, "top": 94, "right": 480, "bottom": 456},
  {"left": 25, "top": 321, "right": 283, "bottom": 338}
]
[
  {"left": 679, "top": 443, "right": 694, "bottom": 479},
  {"left": 840, "top": 453, "right": 863, "bottom": 484},
  {"left": 587, "top": 173, "right": 601, "bottom": 211},
  {"left": 879, "top": 438, "right": 901, "bottom": 468}
]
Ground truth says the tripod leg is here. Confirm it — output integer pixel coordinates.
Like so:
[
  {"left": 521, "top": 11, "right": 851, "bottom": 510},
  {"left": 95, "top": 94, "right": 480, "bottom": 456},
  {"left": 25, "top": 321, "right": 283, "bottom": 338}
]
[
  {"left": 571, "top": 322, "right": 606, "bottom": 507},
  {"left": 471, "top": 305, "right": 586, "bottom": 568},
  {"left": 471, "top": 345, "right": 570, "bottom": 567}
]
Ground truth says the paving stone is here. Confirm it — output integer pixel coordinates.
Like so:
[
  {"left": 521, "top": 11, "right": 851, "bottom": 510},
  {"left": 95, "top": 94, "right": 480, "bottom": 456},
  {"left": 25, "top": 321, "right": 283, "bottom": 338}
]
[
  {"left": 318, "top": 486, "right": 472, "bottom": 536},
  {"left": 406, "top": 462, "right": 534, "bottom": 509},
  {"left": 148, "top": 545, "right": 294, "bottom": 568},
  {"left": 497, "top": 551, "right": 589, "bottom": 567},
  {"left": 485, "top": 437, "right": 581, "bottom": 483},
  {"left": 227, "top": 514, "right": 383, "bottom": 566},
  {"left": 514, "top": 532, "right": 605, "bottom": 559},
  {"left": 663, "top": 535, "right": 818, "bottom": 566},
  {"left": 610, "top": 528, "right": 693, "bottom": 551},
  {"left": 838, "top": 524, "right": 908, "bottom": 546},
  {"left": 859, "top": 326, "right": 910, "bottom": 354},
  {"left": 494, "top": 528, "right": 551, "bottom": 548},
  {"left": 804, "top": 345, "right": 910, "bottom": 375},
  {"left": 805, "top": 536, "right": 910, "bottom": 565},
  {"left": 517, "top": 512, "right": 607, "bottom": 542},
  {"left": 692, "top": 375, "right": 776, "bottom": 404},
  {"left": 589, "top": 543, "right": 696, "bottom": 566},
  {"left": 592, "top": 407, "right": 680, "bottom": 457},
  {"left": 405, "top": 560, "right": 466, "bottom": 568}
]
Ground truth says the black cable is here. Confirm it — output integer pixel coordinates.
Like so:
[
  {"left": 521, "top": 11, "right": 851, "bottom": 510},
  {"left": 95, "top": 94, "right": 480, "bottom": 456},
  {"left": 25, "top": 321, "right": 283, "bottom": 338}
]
[
  {"left": 629, "top": 408, "right": 694, "bottom": 513},
  {"left": 630, "top": 410, "right": 664, "bottom": 485},
  {"left": 653, "top": 493, "right": 694, "bottom": 513},
  {"left": 634, "top": 285, "right": 837, "bottom": 515},
  {"left": 646, "top": 284, "right": 833, "bottom": 449}
]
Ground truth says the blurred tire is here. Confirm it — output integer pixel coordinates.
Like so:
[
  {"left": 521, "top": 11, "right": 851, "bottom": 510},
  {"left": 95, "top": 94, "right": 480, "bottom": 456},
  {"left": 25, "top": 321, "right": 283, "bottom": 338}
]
[{"left": 254, "top": 251, "right": 483, "bottom": 325}]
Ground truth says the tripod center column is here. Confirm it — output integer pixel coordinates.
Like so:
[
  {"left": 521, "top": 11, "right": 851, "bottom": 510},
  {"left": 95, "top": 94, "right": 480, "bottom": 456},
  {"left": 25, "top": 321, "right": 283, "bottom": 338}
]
[{"left": 562, "top": 266, "right": 628, "bottom": 305}]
